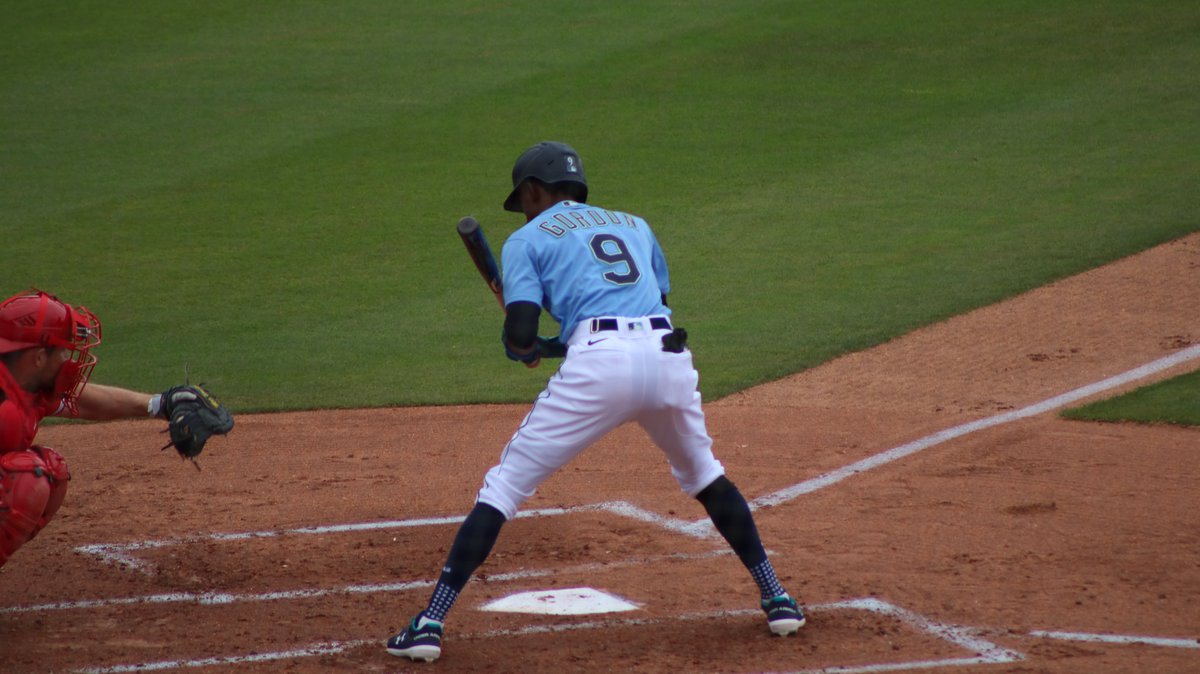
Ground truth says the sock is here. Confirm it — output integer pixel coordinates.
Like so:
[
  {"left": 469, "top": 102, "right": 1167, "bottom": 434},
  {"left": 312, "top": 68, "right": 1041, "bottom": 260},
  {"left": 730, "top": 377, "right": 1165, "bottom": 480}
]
[
  {"left": 696, "top": 476, "right": 787, "bottom": 600},
  {"left": 422, "top": 502, "right": 507, "bottom": 622},
  {"left": 750, "top": 558, "right": 787, "bottom": 602},
  {"left": 424, "top": 583, "right": 457, "bottom": 623}
]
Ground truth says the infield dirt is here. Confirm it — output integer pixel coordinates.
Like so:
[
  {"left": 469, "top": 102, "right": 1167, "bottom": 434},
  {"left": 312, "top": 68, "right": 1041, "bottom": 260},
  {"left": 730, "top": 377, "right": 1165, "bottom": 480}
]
[{"left": 6, "top": 233, "right": 1199, "bottom": 673}]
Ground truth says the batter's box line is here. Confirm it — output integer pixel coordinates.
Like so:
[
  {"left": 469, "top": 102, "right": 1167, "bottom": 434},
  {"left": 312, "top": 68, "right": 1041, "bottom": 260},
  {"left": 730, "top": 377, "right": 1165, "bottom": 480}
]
[
  {"left": 468, "top": 598, "right": 1025, "bottom": 674},
  {"left": 0, "top": 549, "right": 736, "bottom": 615},
  {"left": 1027, "top": 630, "right": 1200, "bottom": 650},
  {"left": 750, "top": 343, "right": 1200, "bottom": 509},
  {"left": 67, "top": 597, "right": 1023, "bottom": 674},
  {"left": 73, "top": 501, "right": 712, "bottom": 574}
]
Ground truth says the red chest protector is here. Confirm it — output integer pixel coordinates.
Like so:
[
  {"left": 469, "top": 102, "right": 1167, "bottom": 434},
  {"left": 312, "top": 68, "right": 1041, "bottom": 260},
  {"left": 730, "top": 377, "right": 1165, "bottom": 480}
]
[
  {"left": 1, "top": 363, "right": 69, "bottom": 566},
  {"left": 0, "top": 366, "right": 39, "bottom": 454}
]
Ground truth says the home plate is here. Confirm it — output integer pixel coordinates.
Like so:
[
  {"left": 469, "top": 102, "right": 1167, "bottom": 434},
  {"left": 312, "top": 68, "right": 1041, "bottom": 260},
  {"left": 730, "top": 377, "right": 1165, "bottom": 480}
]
[{"left": 480, "top": 587, "right": 640, "bottom": 615}]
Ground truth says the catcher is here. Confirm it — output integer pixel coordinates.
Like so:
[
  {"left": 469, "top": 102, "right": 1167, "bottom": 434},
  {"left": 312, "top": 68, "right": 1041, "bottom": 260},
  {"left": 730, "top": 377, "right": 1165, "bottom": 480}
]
[{"left": 0, "top": 289, "right": 233, "bottom": 567}]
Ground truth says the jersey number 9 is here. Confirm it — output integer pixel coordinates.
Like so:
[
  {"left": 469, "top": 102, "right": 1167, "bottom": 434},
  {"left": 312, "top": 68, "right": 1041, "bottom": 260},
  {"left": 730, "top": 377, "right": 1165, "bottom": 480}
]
[{"left": 589, "top": 234, "right": 641, "bottom": 285}]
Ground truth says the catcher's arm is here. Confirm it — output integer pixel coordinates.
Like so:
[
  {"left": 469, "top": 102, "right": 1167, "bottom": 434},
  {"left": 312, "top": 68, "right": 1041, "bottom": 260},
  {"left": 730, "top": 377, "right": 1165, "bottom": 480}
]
[{"left": 67, "top": 383, "right": 155, "bottom": 421}]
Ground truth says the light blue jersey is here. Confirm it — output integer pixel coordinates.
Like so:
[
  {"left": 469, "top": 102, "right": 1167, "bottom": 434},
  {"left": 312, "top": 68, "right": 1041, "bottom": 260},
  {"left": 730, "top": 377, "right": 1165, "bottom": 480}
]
[{"left": 500, "top": 201, "right": 671, "bottom": 339}]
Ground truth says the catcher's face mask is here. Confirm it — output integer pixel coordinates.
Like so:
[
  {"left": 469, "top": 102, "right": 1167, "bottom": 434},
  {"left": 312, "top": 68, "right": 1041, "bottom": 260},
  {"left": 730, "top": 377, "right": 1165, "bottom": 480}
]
[{"left": 0, "top": 289, "right": 103, "bottom": 413}]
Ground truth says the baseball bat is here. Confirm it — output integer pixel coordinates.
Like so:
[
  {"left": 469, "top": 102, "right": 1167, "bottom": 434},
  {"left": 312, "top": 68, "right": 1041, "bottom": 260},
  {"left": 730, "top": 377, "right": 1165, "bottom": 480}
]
[{"left": 456, "top": 216, "right": 505, "bottom": 309}]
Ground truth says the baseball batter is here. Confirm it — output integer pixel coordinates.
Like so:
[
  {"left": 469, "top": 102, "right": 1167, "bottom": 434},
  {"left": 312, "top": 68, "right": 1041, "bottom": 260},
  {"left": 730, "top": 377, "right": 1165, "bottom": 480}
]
[
  {"left": 0, "top": 290, "right": 233, "bottom": 567},
  {"left": 387, "top": 141, "right": 806, "bottom": 662}
]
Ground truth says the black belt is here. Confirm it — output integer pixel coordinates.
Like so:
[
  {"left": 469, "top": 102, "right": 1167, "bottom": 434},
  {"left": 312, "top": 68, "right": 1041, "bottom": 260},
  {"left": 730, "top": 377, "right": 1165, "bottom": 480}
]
[{"left": 590, "top": 316, "right": 671, "bottom": 332}]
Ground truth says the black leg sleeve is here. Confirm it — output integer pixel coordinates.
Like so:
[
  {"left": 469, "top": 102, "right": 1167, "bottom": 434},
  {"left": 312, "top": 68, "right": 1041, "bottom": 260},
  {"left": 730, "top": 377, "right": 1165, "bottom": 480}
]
[
  {"left": 437, "top": 502, "right": 507, "bottom": 592},
  {"left": 696, "top": 476, "right": 768, "bottom": 569}
]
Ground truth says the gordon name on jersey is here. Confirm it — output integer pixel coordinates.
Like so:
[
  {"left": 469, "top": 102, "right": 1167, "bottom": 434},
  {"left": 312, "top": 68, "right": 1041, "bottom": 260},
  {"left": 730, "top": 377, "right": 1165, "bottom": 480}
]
[{"left": 535, "top": 202, "right": 641, "bottom": 238}]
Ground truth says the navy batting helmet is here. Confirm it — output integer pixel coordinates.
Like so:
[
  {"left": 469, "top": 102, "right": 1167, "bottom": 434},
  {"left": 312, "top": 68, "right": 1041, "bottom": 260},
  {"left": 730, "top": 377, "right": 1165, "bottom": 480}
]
[{"left": 503, "top": 141, "right": 588, "bottom": 212}]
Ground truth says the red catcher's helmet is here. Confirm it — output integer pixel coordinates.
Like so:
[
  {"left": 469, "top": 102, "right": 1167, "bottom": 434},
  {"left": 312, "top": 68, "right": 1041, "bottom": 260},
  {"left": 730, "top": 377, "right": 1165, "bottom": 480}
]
[{"left": 0, "top": 290, "right": 103, "bottom": 414}]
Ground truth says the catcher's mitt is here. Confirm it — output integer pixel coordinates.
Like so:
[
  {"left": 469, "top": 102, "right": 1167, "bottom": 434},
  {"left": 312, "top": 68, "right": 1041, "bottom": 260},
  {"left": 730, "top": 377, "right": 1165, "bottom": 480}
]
[{"left": 159, "top": 384, "right": 234, "bottom": 460}]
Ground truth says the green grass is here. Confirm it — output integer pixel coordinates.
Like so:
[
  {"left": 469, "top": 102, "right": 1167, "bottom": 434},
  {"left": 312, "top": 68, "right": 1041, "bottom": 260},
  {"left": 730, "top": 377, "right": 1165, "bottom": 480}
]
[
  {"left": 2, "top": 1, "right": 1198, "bottom": 411},
  {"left": 1063, "top": 369, "right": 1200, "bottom": 427}
]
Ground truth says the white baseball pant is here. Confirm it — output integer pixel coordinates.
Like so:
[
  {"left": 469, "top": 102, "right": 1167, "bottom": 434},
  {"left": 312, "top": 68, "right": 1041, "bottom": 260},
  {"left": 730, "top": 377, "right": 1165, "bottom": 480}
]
[{"left": 477, "top": 316, "right": 726, "bottom": 520}]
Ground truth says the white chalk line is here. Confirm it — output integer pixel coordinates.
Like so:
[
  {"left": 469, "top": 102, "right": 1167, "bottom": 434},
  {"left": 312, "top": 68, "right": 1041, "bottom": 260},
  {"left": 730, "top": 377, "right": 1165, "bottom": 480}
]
[
  {"left": 73, "top": 501, "right": 713, "bottom": 573},
  {"left": 70, "top": 641, "right": 371, "bottom": 674},
  {"left": 1029, "top": 629, "right": 1200, "bottom": 649},
  {"left": 70, "top": 597, "right": 1022, "bottom": 674},
  {"left": 74, "top": 511, "right": 538, "bottom": 571},
  {"left": 70, "top": 619, "right": 1200, "bottom": 674},
  {"left": 0, "top": 548, "right": 734, "bottom": 615},
  {"left": 750, "top": 343, "right": 1200, "bottom": 510}
]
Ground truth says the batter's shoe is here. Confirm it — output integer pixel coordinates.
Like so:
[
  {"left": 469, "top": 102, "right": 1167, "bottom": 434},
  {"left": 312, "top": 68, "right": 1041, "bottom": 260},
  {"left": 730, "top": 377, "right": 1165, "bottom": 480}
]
[
  {"left": 762, "top": 594, "right": 806, "bottom": 636},
  {"left": 386, "top": 612, "right": 443, "bottom": 662}
]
